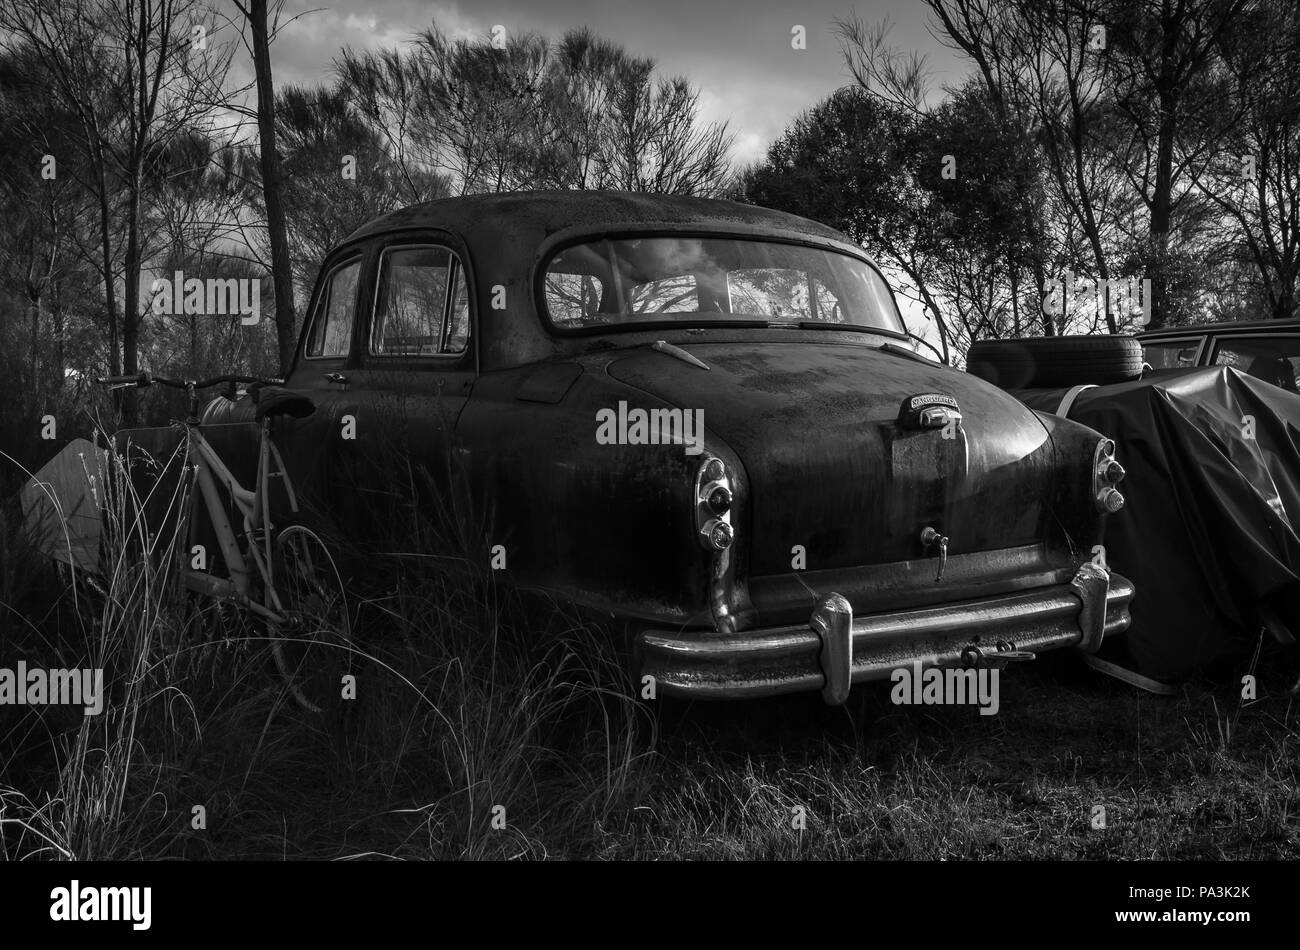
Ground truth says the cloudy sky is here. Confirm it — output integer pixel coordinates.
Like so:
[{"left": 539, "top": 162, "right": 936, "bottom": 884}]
[{"left": 264, "top": 0, "right": 971, "bottom": 167}]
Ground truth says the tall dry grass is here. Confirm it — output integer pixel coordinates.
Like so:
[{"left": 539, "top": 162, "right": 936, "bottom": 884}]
[{"left": 0, "top": 422, "right": 657, "bottom": 860}]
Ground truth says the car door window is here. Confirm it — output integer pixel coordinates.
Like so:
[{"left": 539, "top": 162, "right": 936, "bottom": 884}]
[
  {"left": 445, "top": 265, "right": 470, "bottom": 354},
  {"left": 370, "top": 245, "right": 468, "bottom": 357},
  {"left": 1213, "top": 336, "right": 1300, "bottom": 392},
  {"left": 1142, "top": 338, "right": 1201, "bottom": 370},
  {"left": 306, "top": 259, "right": 360, "bottom": 358}
]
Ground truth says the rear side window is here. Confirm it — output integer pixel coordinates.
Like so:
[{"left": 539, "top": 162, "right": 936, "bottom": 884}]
[
  {"left": 1142, "top": 338, "right": 1201, "bottom": 370},
  {"left": 306, "top": 259, "right": 361, "bottom": 358},
  {"left": 447, "top": 266, "right": 470, "bottom": 353},
  {"left": 370, "top": 245, "right": 469, "bottom": 357},
  {"left": 1213, "top": 336, "right": 1300, "bottom": 392}
]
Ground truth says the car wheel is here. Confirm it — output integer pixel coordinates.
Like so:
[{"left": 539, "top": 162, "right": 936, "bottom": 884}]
[{"left": 966, "top": 335, "right": 1145, "bottom": 388}]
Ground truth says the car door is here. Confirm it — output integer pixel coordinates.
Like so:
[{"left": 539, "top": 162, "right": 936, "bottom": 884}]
[
  {"left": 279, "top": 249, "right": 369, "bottom": 521},
  {"left": 343, "top": 234, "right": 477, "bottom": 531}
]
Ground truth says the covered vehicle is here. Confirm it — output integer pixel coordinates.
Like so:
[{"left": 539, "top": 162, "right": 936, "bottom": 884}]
[
  {"left": 200, "top": 191, "right": 1134, "bottom": 703},
  {"left": 968, "top": 334, "right": 1300, "bottom": 680},
  {"left": 1010, "top": 368, "right": 1300, "bottom": 679}
]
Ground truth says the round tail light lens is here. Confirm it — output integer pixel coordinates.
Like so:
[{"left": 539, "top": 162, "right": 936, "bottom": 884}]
[
  {"left": 1097, "top": 488, "right": 1125, "bottom": 513},
  {"left": 704, "top": 483, "right": 732, "bottom": 515},
  {"left": 701, "top": 519, "right": 734, "bottom": 551}
]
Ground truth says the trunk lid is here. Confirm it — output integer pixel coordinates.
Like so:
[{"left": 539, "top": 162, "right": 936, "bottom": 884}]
[{"left": 604, "top": 339, "right": 1060, "bottom": 576}]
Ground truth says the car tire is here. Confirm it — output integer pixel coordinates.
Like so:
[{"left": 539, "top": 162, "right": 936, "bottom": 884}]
[{"left": 966, "top": 335, "right": 1145, "bottom": 388}]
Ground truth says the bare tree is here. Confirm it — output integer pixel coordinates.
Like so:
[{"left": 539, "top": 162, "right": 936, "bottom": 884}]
[
  {"left": 273, "top": 84, "right": 418, "bottom": 289},
  {"left": 0, "top": 0, "right": 233, "bottom": 422},
  {"left": 919, "top": 0, "right": 1253, "bottom": 331},
  {"left": 1105, "top": 0, "right": 1251, "bottom": 327},
  {"left": 1197, "top": 0, "right": 1300, "bottom": 320},
  {"left": 229, "top": 0, "right": 296, "bottom": 373},
  {"left": 909, "top": 0, "right": 1128, "bottom": 332}
]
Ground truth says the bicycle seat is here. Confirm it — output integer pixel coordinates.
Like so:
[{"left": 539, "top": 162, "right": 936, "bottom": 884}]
[{"left": 254, "top": 387, "right": 316, "bottom": 420}]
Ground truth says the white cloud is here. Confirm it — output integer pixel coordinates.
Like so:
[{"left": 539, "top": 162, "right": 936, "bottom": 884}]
[{"left": 730, "top": 132, "right": 767, "bottom": 168}]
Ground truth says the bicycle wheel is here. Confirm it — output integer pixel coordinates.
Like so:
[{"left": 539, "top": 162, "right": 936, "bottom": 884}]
[{"left": 267, "top": 523, "right": 353, "bottom": 714}]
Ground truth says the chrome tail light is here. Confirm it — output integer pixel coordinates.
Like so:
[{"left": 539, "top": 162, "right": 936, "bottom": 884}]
[
  {"left": 1094, "top": 438, "right": 1126, "bottom": 513},
  {"left": 696, "top": 456, "right": 734, "bottom": 550}
]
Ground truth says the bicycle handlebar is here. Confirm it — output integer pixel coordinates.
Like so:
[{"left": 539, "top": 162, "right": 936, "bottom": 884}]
[
  {"left": 97, "top": 372, "right": 150, "bottom": 386},
  {"left": 95, "top": 372, "right": 284, "bottom": 390}
]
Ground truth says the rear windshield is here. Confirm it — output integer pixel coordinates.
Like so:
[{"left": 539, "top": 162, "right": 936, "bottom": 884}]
[{"left": 541, "top": 236, "right": 905, "bottom": 334}]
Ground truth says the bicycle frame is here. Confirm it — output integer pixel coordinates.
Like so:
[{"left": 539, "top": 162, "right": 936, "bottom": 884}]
[{"left": 179, "top": 416, "right": 299, "bottom": 623}]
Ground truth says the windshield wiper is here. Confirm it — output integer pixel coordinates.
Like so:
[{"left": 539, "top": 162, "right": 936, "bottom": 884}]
[{"left": 795, "top": 320, "right": 880, "bottom": 332}]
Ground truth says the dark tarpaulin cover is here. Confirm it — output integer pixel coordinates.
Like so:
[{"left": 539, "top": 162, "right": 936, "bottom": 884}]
[{"left": 1013, "top": 366, "right": 1300, "bottom": 679}]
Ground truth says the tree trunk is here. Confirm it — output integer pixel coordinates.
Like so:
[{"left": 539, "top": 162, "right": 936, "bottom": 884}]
[
  {"left": 1147, "top": 0, "right": 1181, "bottom": 331},
  {"left": 250, "top": 0, "right": 297, "bottom": 373},
  {"left": 96, "top": 162, "right": 120, "bottom": 377},
  {"left": 52, "top": 281, "right": 65, "bottom": 394},
  {"left": 1032, "top": 256, "right": 1056, "bottom": 336},
  {"left": 1009, "top": 256, "right": 1020, "bottom": 337},
  {"left": 29, "top": 295, "right": 40, "bottom": 403},
  {"left": 1148, "top": 98, "right": 1177, "bottom": 329},
  {"left": 122, "top": 175, "right": 141, "bottom": 426}
]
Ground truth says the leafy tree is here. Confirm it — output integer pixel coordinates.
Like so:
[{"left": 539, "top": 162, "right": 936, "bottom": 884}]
[
  {"left": 274, "top": 84, "right": 430, "bottom": 286},
  {"left": 0, "top": 0, "right": 234, "bottom": 423}
]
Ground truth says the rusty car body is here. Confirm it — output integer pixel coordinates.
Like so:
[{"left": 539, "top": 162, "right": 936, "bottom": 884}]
[{"left": 205, "top": 191, "right": 1135, "bottom": 704}]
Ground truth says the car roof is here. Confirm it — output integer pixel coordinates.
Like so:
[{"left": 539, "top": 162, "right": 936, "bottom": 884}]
[
  {"left": 1138, "top": 318, "right": 1300, "bottom": 339},
  {"left": 342, "top": 189, "right": 853, "bottom": 248},
  {"left": 329, "top": 190, "right": 889, "bottom": 372}
]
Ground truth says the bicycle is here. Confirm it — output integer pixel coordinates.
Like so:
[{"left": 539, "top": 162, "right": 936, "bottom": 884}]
[{"left": 95, "top": 371, "right": 352, "bottom": 714}]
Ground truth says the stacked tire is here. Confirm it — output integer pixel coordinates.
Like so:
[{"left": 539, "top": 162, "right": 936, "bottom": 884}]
[{"left": 965, "top": 335, "right": 1145, "bottom": 389}]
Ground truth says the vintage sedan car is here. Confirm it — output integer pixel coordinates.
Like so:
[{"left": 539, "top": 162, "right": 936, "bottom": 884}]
[{"left": 207, "top": 192, "right": 1135, "bottom": 704}]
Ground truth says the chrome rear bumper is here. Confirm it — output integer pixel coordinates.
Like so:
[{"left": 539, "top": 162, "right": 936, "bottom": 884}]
[{"left": 637, "top": 566, "right": 1134, "bottom": 704}]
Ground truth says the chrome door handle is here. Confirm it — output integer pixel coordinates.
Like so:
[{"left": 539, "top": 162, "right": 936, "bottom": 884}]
[{"left": 324, "top": 372, "right": 348, "bottom": 384}]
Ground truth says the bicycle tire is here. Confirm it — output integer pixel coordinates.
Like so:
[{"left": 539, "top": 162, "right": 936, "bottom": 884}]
[{"left": 265, "top": 520, "right": 353, "bottom": 715}]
